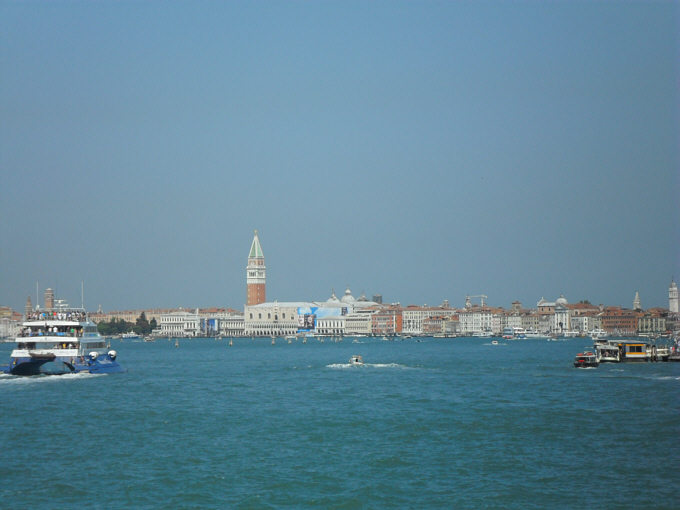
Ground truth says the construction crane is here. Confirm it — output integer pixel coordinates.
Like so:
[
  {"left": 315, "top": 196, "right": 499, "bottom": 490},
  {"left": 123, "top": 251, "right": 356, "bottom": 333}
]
[{"left": 465, "top": 294, "right": 488, "bottom": 308}]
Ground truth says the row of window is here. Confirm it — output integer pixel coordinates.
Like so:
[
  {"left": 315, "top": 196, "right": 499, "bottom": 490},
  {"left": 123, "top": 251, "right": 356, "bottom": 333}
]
[{"left": 249, "top": 313, "right": 292, "bottom": 320}]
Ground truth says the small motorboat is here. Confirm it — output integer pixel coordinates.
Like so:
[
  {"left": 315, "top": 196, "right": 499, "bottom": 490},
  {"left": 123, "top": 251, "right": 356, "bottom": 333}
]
[
  {"left": 574, "top": 351, "right": 599, "bottom": 368},
  {"left": 491, "top": 340, "right": 499, "bottom": 345},
  {"left": 349, "top": 355, "right": 364, "bottom": 365}
]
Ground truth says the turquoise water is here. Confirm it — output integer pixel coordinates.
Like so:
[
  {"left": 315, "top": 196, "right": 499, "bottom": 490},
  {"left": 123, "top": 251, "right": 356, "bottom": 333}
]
[{"left": 1, "top": 337, "right": 678, "bottom": 509}]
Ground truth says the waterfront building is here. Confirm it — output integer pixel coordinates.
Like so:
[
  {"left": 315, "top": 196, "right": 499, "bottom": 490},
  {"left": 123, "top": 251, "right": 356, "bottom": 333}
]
[
  {"left": 160, "top": 310, "right": 202, "bottom": 337},
  {"left": 670, "top": 279, "right": 678, "bottom": 313},
  {"left": 443, "top": 316, "right": 460, "bottom": 336},
  {"left": 520, "top": 312, "right": 542, "bottom": 333},
  {"left": 219, "top": 316, "right": 245, "bottom": 337},
  {"left": 600, "top": 307, "right": 641, "bottom": 335},
  {"left": 0, "top": 317, "right": 20, "bottom": 339},
  {"left": 537, "top": 298, "right": 556, "bottom": 315},
  {"left": 0, "top": 307, "right": 22, "bottom": 339},
  {"left": 459, "top": 307, "right": 494, "bottom": 335},
  {"left": 538, "top": 314, "right": 553, "bottom": 334},
  {"left": 506, "top": 313, "right": 523, "bottom": 329},
  {"left": 562, "top": 301, "right": 600, "bottom": 334},
  {"left": 488, "top": 308, "right": 511, "bottom": 335},
  {"left": 637, "top": 311, "right": 666, "bottom": 335},
  {"left": 423, "top": 315, "right": 447, "bottom": 336},
  {"left": 244, "top": 301, "right": 300, "bottom": 337},
  {"left": 344, "top": 308, "right": 377, "bottom": 336},
  {"left": 316, "top": 315, "right": 346, "bottom": 336},
  {"left": 537, "top": 295, "right": 588, "bottom": 334},
  {"left": 492, "top": 313, "right": 508, "bottom": 336},
  {"left": 553, "top": 296, "right": 571, "bottom": 333},
  {"left": 246, "top": 231, "right": 266, "bottom": 306},
  {"left": 402, "top": 306, "right": 457, "bottom": 336},
  {"left": 570, "top": 311, "right": 602, "bottom": 334},
  {"left": 371, "top": 306, "right": 402, "bottom": 336},
  {"left": 242, "top": 287, "right": 379, "bottom": 337}
]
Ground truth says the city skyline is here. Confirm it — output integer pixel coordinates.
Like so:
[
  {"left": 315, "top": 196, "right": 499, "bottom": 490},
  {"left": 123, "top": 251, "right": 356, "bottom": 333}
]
[
  {"left": 12, "top": 231, "right": 679, "bottom": 315},
  {"left": 1, "top": 2, "right": 678, "bottom": 312}
]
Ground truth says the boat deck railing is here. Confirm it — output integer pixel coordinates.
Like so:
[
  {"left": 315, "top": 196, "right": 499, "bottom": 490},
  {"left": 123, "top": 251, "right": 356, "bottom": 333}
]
[{"left": 18, "top": 330, "right": 84, "bottom": 338}]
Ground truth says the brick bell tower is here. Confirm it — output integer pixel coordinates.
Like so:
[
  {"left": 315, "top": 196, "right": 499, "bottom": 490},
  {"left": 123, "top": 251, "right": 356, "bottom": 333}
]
[{"left": 246, "top": 230, "right": 266, "bottom": 306}]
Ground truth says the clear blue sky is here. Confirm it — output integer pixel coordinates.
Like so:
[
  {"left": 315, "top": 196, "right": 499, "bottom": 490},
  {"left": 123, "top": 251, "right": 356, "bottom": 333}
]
[{"left": 1, "top": 1, "right": 678, "bottom": 312}]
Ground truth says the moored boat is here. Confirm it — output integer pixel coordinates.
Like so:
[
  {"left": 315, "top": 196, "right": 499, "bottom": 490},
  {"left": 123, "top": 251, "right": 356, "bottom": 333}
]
[
  {"left": 524, "top": 329, "right": 548, "bottom": 339},
  {"left": 2, "top": 304, "right": 124, "bottom": 376},
  {"left": 589, "top": 329, "right": 608, "bottom": 340},
  {"left": 595, "top": 343, "right": 620, "bottom": 363}
]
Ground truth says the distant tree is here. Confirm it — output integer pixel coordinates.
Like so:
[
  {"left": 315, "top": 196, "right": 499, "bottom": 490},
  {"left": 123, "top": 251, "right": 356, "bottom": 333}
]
[
  {"left": 150, "top": 318, "right": 158, "bottom": 331},
  {"left": 97, "top": 317, "right": 131, "bottom": 336},
  {"left": 134, "top": 312, "right": 151, "bottom": 336},
  {"left": 579, "top": 300, "right": 592, "bottom": 305}
]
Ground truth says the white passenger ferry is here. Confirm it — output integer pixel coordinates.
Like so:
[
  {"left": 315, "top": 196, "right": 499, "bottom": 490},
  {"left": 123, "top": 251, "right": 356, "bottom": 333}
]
[
  {"left": 2, "top": 302, "right": 124, "bottom": 376},
  {"left": 524, "top": 329, "right": 548, "bottom": 339},
  {"left": 502, "top": 327, "right": 527, "bottom": 340}
]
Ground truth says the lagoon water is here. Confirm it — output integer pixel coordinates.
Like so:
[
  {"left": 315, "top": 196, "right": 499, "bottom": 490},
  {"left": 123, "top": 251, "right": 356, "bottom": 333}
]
[{"left": 1, "top": 337, "right": 678, "bottom": 509}]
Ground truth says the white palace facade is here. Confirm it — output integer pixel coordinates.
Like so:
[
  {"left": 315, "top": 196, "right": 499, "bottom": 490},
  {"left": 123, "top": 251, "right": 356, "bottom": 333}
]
[{"left": 244, "top": 288, "right": 379, "bottom": 337}]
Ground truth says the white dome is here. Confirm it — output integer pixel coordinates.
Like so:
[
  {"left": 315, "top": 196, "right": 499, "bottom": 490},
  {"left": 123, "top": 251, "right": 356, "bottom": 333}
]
[
  {"left": 327, "top": 290, "right": 340, "bottom": 303},
  {"left": 340, "top": 287, "right": 356, "bottom": 304},
  {"left": 556, "top": 295, "right": 568, "bottom": 305}
]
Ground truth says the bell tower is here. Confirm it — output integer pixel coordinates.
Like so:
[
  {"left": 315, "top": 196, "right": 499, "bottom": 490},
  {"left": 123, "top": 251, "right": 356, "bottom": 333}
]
[
  {"left": 247, "top": 230, "right": 266, "bottom": 306},
  {"left": 45, "top": 288, "right": 54, "bottom": 311},
  {"left": 670, "top": 278, "right": 678, "bottom": 313},
  {"left": 633, "top": 292, "right": 642, "bottom": 311}
]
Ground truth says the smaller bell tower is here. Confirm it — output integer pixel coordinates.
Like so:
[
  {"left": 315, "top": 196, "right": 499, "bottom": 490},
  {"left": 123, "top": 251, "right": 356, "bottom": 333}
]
[{"left": 633, "top": 292, "right": 642, "bottom": 311}]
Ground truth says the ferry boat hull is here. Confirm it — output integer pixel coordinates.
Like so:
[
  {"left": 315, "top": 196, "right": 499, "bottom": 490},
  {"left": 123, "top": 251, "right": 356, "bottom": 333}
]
[{"left": 5, "top": 352, "right": 124, "bottom": 376}]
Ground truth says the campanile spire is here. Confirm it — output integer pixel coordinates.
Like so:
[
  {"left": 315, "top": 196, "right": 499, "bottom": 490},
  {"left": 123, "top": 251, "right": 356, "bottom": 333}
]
[
  {"left": 247, "top": 230, "right": 266, "bottom": 306},
  {"left": 670, "top": 278, "right": 678, "bottom": 313}
]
